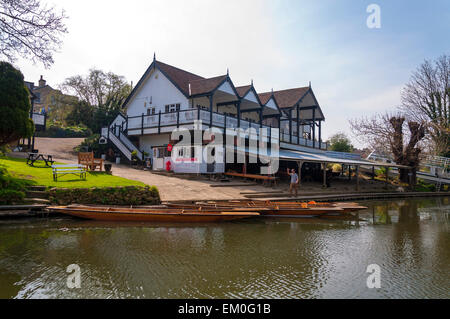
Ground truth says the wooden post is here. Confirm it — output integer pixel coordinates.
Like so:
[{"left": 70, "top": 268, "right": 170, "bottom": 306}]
[
  {"left": 209, "top": 95, "right": 213, "bottom": 126},
  {"left": 141, "top": 113, "right": 144, "bottom": 135},
  {"left": 297, "top": 161, "right": 304, "bottom": 185},
  {"left": 176, "top": 108, "right": 180, "bottom": 128},
  {"left": 158, "top": 111, "right": 161, "bottom": 134},
  {"left": 322, "top": 162, "right": 327, "bottom": 188},
  {"left": 312, "top": 108, "right": 316, "bottom": 148},
  {"left": 289, "top": 109, "right": 292, "bottom": 144},
  {"left": 356, "top": 165, "right": 360, "bottom": 191},
  {"left": 296, "top": 104, "right": 300, "bottom": 144},
  {"left": 236, "top": 101, "right": 241, "bottom": 128},
  {"left": 259, "top": 108, "right": 263, "bottom": 128},
  {"left": 319, "top": 121, "right": 322, "bottom": 148},
  {"left": 372, "top": 166, "right": 375, "bottom": 180},
  {"left": 348, "top": 165, "right": 351, "bottom": 180}
]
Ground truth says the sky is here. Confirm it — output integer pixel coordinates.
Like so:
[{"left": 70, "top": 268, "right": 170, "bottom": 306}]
[{"left": 12, "top": 0, "right": 450, "bottom": 147}]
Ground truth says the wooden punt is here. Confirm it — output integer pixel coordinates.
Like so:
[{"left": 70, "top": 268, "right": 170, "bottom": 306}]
[
  {"left": 165, "top": 202, "right": 345, "bottom": 217},
  {"left": 192, "top": 200, "right": 368, "bottom": 213},
  {"left": 47, "top": 205, "right": 259, "bottom": 222}
]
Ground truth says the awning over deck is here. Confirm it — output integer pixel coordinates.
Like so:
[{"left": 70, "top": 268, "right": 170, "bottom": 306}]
[
  {"left": 278, "top": 149, "right": 410, "bottom": 168},
  {"left": 228, "top": 145, "right": 410, "bottom": 169}
]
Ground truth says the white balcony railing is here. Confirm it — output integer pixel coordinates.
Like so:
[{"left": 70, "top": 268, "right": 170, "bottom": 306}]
[{"left": 124, "top": 109, "right": 327, "bottom": 149}]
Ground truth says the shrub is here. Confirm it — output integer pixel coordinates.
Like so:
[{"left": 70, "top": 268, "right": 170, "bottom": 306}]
[
  {"left": 331, "top": 164, "right": 342, "bottom": 172},
  {"left": 36, "top": 122, "right": 92, "bottom": 138},
  {"left": 414, "top": 179, "right": 436, "bottom": 192},
  {"left": 73, "top": 134, "right": 108, "bottom": 157},
  {"left": 48, "top": 186, "right": 161, "bottom": 205}
]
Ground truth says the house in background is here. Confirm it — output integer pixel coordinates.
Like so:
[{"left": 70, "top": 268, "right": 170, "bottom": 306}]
[
  {"left": 26, "top": 75, "right": 77, "bottom": 115},
  {"left": 20, "top": 81, "right": 47, "bottom": 151}
]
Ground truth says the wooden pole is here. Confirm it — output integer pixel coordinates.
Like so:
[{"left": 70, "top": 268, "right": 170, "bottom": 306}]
[
  {"left": 322, "top": 162, "right": 327, "bottom": 188},
  {"left": 356, "top": 165, "right": 360, "bottom": 191},
  {"left": 297, "top": 161, "right": 304, "bottom": 185}
]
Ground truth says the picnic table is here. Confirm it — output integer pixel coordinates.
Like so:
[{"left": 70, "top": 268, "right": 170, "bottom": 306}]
[
  {"left": 27, "top": 153, "right": 54, "bottom": 167},
  {"left": 52, "top": 164, "right": 87, "bottom": 181}
]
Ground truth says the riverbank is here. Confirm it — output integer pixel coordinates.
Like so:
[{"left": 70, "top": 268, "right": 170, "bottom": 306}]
[{"left": 7, "top": 137, "right": 447, "bottom": 202}]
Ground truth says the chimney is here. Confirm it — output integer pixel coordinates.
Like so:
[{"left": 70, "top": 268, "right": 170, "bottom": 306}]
[{"left": 38, "top": 75, "right": 46, "bottom": 87}]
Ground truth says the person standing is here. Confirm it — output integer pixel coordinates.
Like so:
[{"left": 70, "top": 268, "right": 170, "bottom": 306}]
[{"left": 287, "top": 168, "right": 299, "bottom": 197}]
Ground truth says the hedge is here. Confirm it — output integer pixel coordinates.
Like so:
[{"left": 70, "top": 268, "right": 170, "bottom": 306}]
[
  {"left": 36, "top": 124, "right": 92, "bottom": 138},
  {"left": 48, "top": 186, "right": 160, "bottom": 205}
]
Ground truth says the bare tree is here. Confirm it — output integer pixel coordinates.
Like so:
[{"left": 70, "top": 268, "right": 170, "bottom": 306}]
[
  {"left": 349, "top": 112, "right": 396, "bottom": 156},
  {"left": 61, "top": 68, "right": 131, "bottom": 107},
  {"left": 0, "top": 0, "right": 67, "bottom": 67},
  {"left": 350, "top": 113, "right": 426, "bottom": 184},
  {"left": 400, "top": 54, "right": 450, "bottom": 157}
]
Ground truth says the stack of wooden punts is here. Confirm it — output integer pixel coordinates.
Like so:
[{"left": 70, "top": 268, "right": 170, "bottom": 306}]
[
  {"left": 47, "top": 200, "right": 367, "bottom": 222},
  {"left": 166, "top": 200, "right": 367, "bottom": 218}
]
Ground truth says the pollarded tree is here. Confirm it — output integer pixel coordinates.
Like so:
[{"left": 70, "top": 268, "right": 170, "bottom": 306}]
[
  {"left": 350, "top": 113, "right": 426, "bottom": 184},
  {"left": 0, "top": 61, "right": 35, "bottom": 146}
]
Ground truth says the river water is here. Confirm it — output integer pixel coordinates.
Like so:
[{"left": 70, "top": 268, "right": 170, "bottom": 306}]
[{"left": 0, "top": 197, "right": 448, "bottom": 299}]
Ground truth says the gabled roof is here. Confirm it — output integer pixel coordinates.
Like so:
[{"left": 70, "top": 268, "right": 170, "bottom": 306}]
[
  {"left": 258, "top": 92, "right": 274, "bottom": 105},
  {"left": 235, "top": 85, "right": 252, "bottom": 98},
  {"left": 269, "top": 87, "right": 310, "bottom": 109},
  {"left": 33, "top": 84, "right": 55, "bottom": 92},
  {"left": 189, "top": 75, "right": 228, "bottom": 96},
  {"left": 156, "top": 60, "right": 204, "bottom": 96}
]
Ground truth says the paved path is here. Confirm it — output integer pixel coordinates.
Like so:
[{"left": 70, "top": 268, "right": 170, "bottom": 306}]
[{"left": 31, "top": 138, "right": 273, "bottom": 201}]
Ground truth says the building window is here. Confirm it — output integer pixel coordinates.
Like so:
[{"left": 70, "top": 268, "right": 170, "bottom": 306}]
[
  {"left": 35, "top": 92, "right": 41, "bottom": 103},
  {"left": 165, "top": 104, "right": 180, "bottom": 113},
  {"left": 147, "top": 107, "right": 156, "bottom": 115}
]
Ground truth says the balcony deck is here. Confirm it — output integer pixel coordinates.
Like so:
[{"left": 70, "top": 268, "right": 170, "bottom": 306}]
[{"left": 121, "top": 109, "right": 327, "bottom": 150}]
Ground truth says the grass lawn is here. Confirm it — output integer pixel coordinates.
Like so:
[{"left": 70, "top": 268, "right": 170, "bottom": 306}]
[{"left": 0, "top": 156, "right": 147, "bottom": 189}]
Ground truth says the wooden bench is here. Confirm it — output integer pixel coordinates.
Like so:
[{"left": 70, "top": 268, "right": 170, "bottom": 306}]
[
  {"left": 52, "top": 164, "right": 87, "bottom": 181},
  {"left": 78, "top": 152, "right": 103, "bottom": 171},
  {"left": 225, "top": 172, "right": 278, "bottom": 186}
]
